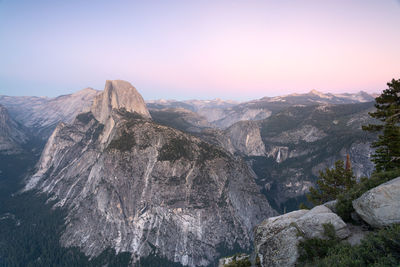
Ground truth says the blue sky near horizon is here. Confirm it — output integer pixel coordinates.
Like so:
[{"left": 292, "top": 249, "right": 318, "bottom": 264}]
[{"left": 0, "top": 0, "right": 400, "bottom": 100}]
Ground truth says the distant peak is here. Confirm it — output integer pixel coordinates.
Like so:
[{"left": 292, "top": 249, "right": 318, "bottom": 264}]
[
  {"left": 72, "top": 87, "right": 99, "bottom": 96},
  {"left": 91, "top": 80, "right": 151, "bottom": 123},
  {"left": 309, "top": 89, "right": 322, "bottom": 95}
]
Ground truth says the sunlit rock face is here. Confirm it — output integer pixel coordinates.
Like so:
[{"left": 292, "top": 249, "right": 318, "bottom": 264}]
[
  {"left": 91, "top": 80, "right": 151, "bottom": 124},
  {"left": 25, "top": 80, "right": 276, "bottom": 266}
]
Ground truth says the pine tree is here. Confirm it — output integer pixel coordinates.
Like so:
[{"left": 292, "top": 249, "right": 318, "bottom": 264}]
[
  {"left": 362, "top": 78, "right": 400, "bottom": 172},
  {"left": 307, "top": 160, "right": 356, "bottom": 205}
]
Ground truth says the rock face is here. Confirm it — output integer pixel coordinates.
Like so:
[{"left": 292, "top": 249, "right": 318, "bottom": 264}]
[
  {"left": 255, "top": 205, "right": 350, "bottom": 267},
  {"left": 25, "top": 80, "right": 276, "bottom": 266},
  {"left": 0, "top": 105, "right": 29, "bottom": 154},
  {"left": 0, "top": 88, "right": 100, "bottom": 139},
  {"left": 224, "top": 121, "right": 266, "bottom": 156},
  {"left": 353, "top": 177, "right": 400, "bottom": 228},
  {"left": 91, "top": 80, "right": 151, "bottom": 124}
]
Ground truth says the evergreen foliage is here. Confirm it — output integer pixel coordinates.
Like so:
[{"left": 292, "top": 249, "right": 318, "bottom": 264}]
[
  {"left": 363, "top": 78, "right": 400, "bottom": 172},
  {"left": 298, "top": 223, "right": 340, "bottom": 264},
  {"left": 298, "top": 224, "right": 400, "bottom": 267},
  {"left": 307, "top": 160, "right": 356, "bottom": 205},
  {"left": 158, "top": 137, "right": 192, "bottom": 161},
  {"left": 108, "top": 130, "right": 136, "bottom": 151}
]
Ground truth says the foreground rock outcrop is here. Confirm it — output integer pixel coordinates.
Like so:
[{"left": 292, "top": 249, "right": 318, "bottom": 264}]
[
  {"left": 254, "top": 205, "right": 349, "bottom": 267},
  {"left": 25, "top": 80, "right": 276, "bottom": 266},
  {"left": 353, "top": 177, "right": 400, "bottom": 228}
]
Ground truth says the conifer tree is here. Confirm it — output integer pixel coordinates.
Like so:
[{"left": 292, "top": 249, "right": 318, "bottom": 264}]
[
  {"left": 362, "top": 78, "right": 400, "bottom": 172},
  {"left": 307, "top": 160, "right": 356, "bottom": 205}
]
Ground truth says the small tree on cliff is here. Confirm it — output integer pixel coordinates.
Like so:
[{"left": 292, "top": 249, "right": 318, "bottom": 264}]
[
  {"left": 362, "top": 78, "right": 400, "bottom": 172},
  {"left": 307, "top": 159, "right": 356, "bottom": 205}
]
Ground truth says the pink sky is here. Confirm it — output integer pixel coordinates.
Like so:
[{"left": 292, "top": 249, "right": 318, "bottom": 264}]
[{"left": 1, "top": 0, "right": 399, "bottom": 100}]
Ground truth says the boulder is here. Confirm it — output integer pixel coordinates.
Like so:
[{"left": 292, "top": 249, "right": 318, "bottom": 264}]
[
  {"left": 323, "top": 199, "right": 337, "bottom": 213},
  {"left": 255, "top": 205, "right": 350, "bottom": 267},
  {"left": 353, "top": 177, "right": 400, "bottom": 228}
]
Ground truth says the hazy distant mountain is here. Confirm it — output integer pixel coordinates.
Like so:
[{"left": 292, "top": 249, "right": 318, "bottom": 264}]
[
  {"left": 147, "top": 90, "right": 376, "bottom": 128},
  {"left": 150, "top": 108, "right": 213, "bottom": 133},
  {"left": 0, "top": 88, "right": 100, "bottom": 139},
  {"left": 147, "top": 98, "right": 239, "bottom": 111},
  {"left": 258, "top": 89, "right": 375, "bottom": 105},
  {"left": 25, "top": 80, "right": 275, "bottom": 266}
]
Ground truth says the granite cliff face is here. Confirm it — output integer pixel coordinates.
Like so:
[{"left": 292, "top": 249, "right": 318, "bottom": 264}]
[
  {"left": 0, "top": 105, "right": 29, "bottom": 155},
  {"left": 187, "top": 103, "right": 376, "bottom": 213},
  {"left": 25, "top": 80, "right": 276, "bottom": 266},
  {"left": 91, "top": 80, "right": 151, "bottom": 124},
  {"left": 0, "top": 88, "right": 100, "bottom": 139}
]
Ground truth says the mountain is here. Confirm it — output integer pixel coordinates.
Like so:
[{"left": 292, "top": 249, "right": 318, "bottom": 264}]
[
  {"left": 0, "top": 104, "right": 30, "bottom": 155},
  {"left": 147, "top": 90, "right": 375, "bottom": 129},
  {"left": 25, "top": 80, "right": 276, "bottom": 266},
  {"left": 259, "top": 89, "right": 375, "bottom": 105},
  {"left": 225, "top": 102, "right": 376, "bottom": 212},
  {"left": 147, "top": 98, "right": 239, "bottom": 112},
  {"left": 156, "top": 102, "right": 376, "bottom": 213},
  {"left": 0, "top": 88, "right": 100, "bottom": 139},
  {"left": 150, "top": 108, "right": 212, "bottom": 133}
]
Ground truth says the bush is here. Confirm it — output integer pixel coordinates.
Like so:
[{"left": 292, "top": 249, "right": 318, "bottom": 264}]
[
  {"left": 298, "top": 224, "right": 400, "bottom": 267},
  {"left": 297, "top": 223, "right": 340, "bottom": 264}
]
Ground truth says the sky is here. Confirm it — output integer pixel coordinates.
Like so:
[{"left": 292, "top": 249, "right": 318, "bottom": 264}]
[{"left": 0, "top": 0, "right": 399, "bottom": 100}]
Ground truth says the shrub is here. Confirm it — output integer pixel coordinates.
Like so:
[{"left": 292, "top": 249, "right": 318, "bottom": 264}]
[
  {"left": 298, "top": 224, "right": 400, "bottom": 267},
  {"left": 297, "top": 223, "right": 340, "bottom": 264}
]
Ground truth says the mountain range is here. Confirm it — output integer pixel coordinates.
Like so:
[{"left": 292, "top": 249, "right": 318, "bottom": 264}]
[{"left": 0, "top": 83, "right": 378, "bottom": 266}]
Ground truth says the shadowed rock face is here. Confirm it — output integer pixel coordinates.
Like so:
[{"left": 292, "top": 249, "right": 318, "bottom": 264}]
[
  {"left": 0, "top": 104, "right": 29, "bottom": 154},
  {"left": 25, "top": 81, "right": 276, "bottom": 266}
]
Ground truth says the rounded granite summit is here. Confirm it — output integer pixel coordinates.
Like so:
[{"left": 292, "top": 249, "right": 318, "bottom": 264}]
[{"left": 91, "top": 80, "right": 151, "bottom": 124}]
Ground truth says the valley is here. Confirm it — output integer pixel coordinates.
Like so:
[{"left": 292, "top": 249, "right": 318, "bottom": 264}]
[{"left": 0, "top": 82, "right": 379, "bottom": 266}]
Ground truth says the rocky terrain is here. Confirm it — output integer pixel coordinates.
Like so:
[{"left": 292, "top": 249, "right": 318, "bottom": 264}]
[
  {"left": 25, "top": 80, "right": 276, "bottom": 266},
  {"left": 0, "top": 88, "right": 100, "bottom": 139},
  {"left": 0, "top": 82, "right": 381, "bottom": 266},
  {"left": 254, "top": 176, "right": 400, "bottom": 267},
  {"left": 157, "top": 101, "right": 377, "bottom": 213}
]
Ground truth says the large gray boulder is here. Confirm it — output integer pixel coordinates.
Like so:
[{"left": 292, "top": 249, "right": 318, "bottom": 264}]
[
  {"left": 353, "top": 177, "right": 400, "bottom": 228},
  {"left": 255, "top": 205, "right": 350, "bottom": 267}
]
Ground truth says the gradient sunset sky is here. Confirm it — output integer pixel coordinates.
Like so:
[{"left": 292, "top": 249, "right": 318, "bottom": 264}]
[{"left": 1, "top": 0, "right": 399, "bottom": 100}]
